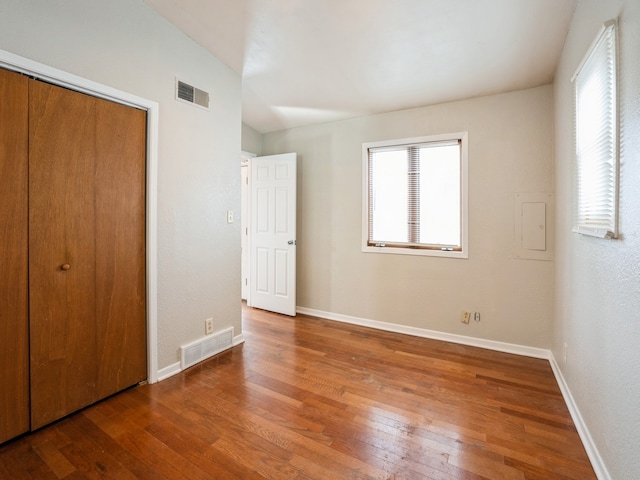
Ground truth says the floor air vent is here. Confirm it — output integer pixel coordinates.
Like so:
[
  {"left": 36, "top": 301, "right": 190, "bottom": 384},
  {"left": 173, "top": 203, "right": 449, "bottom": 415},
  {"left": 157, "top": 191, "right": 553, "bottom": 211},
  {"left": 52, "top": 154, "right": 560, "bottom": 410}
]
[
  {"left": 176, "top": 79, "right": 209, "bottom": 109},
  {"left": 180, "top": 326, "right": 233, "bottom": 370}
]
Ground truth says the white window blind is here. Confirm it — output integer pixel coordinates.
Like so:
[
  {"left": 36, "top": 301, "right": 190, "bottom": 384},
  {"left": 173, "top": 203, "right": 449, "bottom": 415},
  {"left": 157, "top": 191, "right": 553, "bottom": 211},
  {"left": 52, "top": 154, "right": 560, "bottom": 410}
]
[{"left": 572, "top": 19, "right": 618, "bottom": 238}]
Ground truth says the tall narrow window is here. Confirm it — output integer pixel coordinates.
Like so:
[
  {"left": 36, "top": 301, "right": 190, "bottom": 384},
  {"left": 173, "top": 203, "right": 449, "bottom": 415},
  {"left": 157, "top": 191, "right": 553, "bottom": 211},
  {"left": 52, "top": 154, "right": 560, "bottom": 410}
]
[
  {"left": 572, "top": 19, "right": 618, "bottom": 238},
  {"left": 362, "top": 132, "right": 468, "bottom": 258}
]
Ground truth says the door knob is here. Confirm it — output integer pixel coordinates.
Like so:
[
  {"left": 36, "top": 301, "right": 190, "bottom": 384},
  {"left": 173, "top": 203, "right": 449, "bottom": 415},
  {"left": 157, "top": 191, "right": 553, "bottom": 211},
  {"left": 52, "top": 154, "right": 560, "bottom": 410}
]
[
  {"left": 288, "top": 240, "right": 296, "bottom": 245},
  {"left": 61, "top": 263, "right": 71, "bottom": 271}
]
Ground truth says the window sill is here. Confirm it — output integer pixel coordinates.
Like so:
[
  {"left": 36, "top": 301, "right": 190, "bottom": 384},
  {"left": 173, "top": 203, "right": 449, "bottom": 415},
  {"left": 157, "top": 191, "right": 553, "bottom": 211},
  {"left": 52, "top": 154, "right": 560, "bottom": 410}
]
[
  {"left": 572, "top": 226, "right": 616, "bottom": 239},
  {"left": 362, "top": 245, "right": 468, "bottom": 259}
]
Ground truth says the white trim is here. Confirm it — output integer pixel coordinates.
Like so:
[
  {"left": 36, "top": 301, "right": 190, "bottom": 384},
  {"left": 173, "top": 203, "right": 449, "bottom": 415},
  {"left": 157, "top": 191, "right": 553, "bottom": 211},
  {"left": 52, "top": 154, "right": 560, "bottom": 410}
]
[
  {"left": 157, "top": 362, "right": 182, "bottom": 382},
  {"left": 241, "top": 150, "right": 257, "bottom": 160},
  {"left": 0, "top": 50, "right": 150, "bottom": 110},
  {"left": 156, "top": 334, "right": 245, "bottom": 382},
  {"left": 240, "top": 153, "right": 255, "bottom": 300},
  {"left": 145, "top": 104, "right": 160, "bottom": 384},
  {"left": 571, "top": 19, "right": 617, "bottom": 82},
  {"left": 0, "top": 48, "right": 160, "bottom": 384},
  {"left": 571, "top": 226, "right": 614, "bottom": 239},
  {"left": 233, "top": 334, "right": 245, "bottom": 346},
  {"left": 549, "top": 355, "right": 612, "bottom": 480},
  {"left": 296, "top": 306, "right": 549, "bottom": 359}
]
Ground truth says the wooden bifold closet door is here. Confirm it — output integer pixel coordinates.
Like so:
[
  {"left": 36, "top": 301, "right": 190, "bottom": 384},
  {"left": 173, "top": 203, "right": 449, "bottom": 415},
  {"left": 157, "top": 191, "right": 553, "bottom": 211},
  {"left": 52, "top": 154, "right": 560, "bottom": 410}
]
[
  {"left": 0, "top": 68, "right": 147, "bottom": 441},
  {"left": 0, "top": 67, "right": 30, "bottom": 444}
]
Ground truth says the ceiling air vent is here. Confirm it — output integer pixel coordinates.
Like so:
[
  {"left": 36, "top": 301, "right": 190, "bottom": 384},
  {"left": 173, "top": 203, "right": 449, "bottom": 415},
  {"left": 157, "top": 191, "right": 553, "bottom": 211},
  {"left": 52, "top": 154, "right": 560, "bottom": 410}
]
[{"left": 176, "top": 79, "right": 209, "bottom": 109}]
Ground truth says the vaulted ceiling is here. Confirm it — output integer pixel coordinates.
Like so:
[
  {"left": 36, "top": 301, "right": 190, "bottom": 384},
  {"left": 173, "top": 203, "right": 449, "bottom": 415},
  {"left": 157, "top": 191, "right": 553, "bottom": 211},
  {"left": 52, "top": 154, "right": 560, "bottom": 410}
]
[{"left": 145, "top": 0, "right": 577, "bottom": 133}]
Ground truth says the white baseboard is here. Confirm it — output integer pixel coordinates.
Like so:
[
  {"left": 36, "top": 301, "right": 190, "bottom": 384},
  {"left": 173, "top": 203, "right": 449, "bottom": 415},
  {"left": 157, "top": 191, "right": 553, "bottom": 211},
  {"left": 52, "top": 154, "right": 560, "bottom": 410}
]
[
  {"left": 549, "top": 355, "right": 611, "bottom": 480},
  {"left": 233, "top": 333, "right": 245, "bottom": 347},
  {"left": 296, "top": 306, "right": 550, "bottom": 359},
  {"left": 156, "top": 362, "right": 181, "bottom": 381},
  {"left": 156, "top": 333, "right": 245, "bottom": 382}
]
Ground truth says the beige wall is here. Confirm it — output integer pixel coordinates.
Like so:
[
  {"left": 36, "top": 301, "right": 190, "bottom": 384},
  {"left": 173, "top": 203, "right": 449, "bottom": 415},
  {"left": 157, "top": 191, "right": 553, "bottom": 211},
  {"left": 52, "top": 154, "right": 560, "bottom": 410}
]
[
  {"left": 554, "top": 1, "right": 640, "bottom": 479},
  {"left": 0, "top": 0, "right": 243, "bottom": 371},
  {"left": 263, "top": 86, "right": 554, "bottom": 348}
]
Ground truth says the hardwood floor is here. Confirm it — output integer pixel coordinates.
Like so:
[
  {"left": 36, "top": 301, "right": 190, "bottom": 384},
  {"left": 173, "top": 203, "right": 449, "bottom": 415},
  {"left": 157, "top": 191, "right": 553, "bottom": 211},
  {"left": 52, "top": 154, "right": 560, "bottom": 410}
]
[{"left": 0, "top": 305, "right": 596, "bottom": 479}]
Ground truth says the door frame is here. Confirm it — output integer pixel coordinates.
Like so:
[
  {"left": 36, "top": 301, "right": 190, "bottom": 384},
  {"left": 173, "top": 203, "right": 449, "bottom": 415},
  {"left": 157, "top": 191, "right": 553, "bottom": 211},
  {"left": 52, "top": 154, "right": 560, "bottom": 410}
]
[
  {"left": 240, "top": 151, "right": 256, "bottom": 302},
  {"left": 0, "top": 49, "right": 160, "bottom": 383}
]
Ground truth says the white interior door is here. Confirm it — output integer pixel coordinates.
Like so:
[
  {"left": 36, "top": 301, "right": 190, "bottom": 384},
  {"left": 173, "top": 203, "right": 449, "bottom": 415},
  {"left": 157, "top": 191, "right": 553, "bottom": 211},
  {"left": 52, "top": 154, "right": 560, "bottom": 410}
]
[{"left": 249, "top": 153, "right": 297, "bottom": 316}]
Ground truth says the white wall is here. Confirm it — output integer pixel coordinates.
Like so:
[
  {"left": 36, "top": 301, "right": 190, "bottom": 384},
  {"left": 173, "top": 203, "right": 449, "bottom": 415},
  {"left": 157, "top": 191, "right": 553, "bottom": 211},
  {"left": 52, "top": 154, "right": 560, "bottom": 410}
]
[
  {"left": 263, "top": 86, "right": 554, "bottom": 348},
  {"left": 554, "top": 1, "right": 640, "bottom": 479},
  {"left": 0, "top": 0, "right": 242, "bottom": 371},
  {"left": 242, "top": 122, "right": 263, "bottom": 155}
]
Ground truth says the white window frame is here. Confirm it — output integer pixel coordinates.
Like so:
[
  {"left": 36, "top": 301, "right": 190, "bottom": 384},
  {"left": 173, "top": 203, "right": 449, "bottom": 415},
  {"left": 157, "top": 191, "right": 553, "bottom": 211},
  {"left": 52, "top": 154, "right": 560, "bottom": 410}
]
[
  {"left": 362, "top": 132, "right": 468, "bottom": 258},
  {"left": 572, "top": 19, "right": 619, "bottom": 239}
]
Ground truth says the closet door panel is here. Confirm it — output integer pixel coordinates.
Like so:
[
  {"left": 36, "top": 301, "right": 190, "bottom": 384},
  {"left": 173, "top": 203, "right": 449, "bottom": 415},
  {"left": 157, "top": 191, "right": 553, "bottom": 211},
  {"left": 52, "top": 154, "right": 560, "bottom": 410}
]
[
  {"left": 0, "top": 69, "right": 29, "bottom": 443},
  {"left": 95, "top": 99, "right": 147, "bottom": 399},
  {"left": 29, "top": 81, "right": 98, "bottom": 429}
]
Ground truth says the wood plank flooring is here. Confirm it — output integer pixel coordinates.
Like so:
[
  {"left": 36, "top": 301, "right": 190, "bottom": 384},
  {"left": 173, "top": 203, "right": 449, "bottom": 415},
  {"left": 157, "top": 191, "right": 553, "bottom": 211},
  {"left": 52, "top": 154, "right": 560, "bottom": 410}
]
[{"left": 0, "top": 305, "right": 596, "bottom": 479}]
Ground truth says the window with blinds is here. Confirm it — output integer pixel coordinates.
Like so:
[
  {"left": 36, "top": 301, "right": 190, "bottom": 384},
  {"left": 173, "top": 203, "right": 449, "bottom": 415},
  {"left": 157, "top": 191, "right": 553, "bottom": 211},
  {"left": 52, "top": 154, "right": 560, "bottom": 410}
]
[
  {"left": 572, "top": 19, "right": 618, "bottom": 239},
  {"left": 362, "top": 132, "right": 468, "bottom": 258}
]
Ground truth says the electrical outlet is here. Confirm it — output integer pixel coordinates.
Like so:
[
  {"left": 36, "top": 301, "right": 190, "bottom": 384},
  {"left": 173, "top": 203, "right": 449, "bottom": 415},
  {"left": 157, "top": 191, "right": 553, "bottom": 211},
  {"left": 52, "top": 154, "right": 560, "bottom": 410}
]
[
  {"left": 473, "top": 312, "right": 481, "bottom": 322},
  {"left": 227, "top": 210, "right": 234, "bottom": 223},
  {"left": 461, "top": 311, "right": 471, "bottom": 324},
  {"left": 205, "top": 318, "right": 214, "bottom": 335}
]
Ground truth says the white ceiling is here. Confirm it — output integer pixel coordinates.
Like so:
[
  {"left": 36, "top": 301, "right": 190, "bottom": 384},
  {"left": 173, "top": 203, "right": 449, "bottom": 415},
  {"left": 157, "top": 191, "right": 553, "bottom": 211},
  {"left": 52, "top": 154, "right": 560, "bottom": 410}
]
[{"left": 145, "top": 0, "right": 577, "bottom": 134}]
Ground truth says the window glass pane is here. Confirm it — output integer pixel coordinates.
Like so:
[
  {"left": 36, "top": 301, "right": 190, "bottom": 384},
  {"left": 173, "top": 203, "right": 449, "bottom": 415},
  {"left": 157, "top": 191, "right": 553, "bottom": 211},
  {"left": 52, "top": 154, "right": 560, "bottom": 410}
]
[
  {"left": 419, "top": 144, "right": 460, "bottom": 246},
  {"left": 576, "top": 72, "right": 608, "bottom": 154},
  {"left": 370, "top": 149, "right": 407, "bottom": 242}
]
